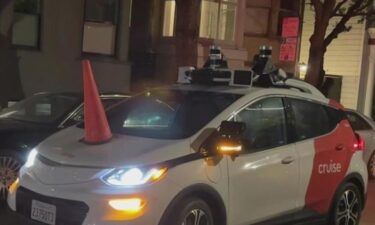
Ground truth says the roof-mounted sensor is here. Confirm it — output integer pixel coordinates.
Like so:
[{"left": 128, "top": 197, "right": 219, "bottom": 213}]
[{"left": 177, "top": 45, "right": 325, "bottom": 98}]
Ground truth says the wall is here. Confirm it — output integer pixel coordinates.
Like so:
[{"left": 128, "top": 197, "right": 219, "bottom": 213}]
[
  {"left": 299, "top": 1, "right": 366, "bottom": 109},
  {"left": 0, "top": 0, "right": 132, "bottom": 97}
]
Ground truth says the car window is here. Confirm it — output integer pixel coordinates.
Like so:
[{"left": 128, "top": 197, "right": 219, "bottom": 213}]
[
  {"left": 89, "top": 89, "right": 243, "bottom": 139},
  {"left": 346, "top": 111, "right": 372, "bottom": 131},
  {"left": 288, "top": 98, "right": 331, "bottom": 141},
  {"left": 235, "top": 97, "right": 287, "bottom": 151},
  {"left": 101, "top": 97, "right": 126, "bottom": 108},
  {"left": 0, "top": 93, "right": 81, "bottom": 124},
  {"left": 325, "top": 106, "right": 345, "bottom": 130},
  {"left": 61, "top": 97, "right": 127, "bottom": 127}
]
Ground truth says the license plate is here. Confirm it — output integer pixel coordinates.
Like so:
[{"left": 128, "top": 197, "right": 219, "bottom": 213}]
[{"left": 31, "top": 200, "right": 56, "bottom": 225}]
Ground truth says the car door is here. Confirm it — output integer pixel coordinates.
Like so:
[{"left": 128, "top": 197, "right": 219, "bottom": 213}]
[
  {"left": 227, "top": 97, "right": 299, "bottom": 225},
  {"left": 287, "top": 98, "right": 354, "bottom": 215}
]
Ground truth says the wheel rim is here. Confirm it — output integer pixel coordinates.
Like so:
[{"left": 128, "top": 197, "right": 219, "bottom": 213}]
[
  {"left": 335, "top": 190, "right": 360, "bottom": 225},
  {"left": 182, "top": 209, "right": 210, "bottom": 225},
  {"left": 369, "top": 153, "right": 375, "bottom": 178},
  {"left": 0, "top": 157, "right": 21, "bottom": 199}
]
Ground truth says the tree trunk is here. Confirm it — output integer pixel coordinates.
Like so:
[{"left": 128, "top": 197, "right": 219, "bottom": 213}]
[
  {"left": 304, "top": 0, "right": 335, "bottom": 89},
  {"left": 174, "top": 0, "right": 201, "bottom": 81},
  {"left": 305, "top": 40, "right": 326, "bottom": 89},
  {"left": 0, "top": 0, "right": 24, "bottom": 108}
]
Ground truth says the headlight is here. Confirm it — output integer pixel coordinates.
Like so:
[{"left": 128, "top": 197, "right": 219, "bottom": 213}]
[
  {"left": 25, "top": 149, "right": 38, "bottom": 168},
  {"left": 103, "top": 167, "right": 167, "bottom": 187}
]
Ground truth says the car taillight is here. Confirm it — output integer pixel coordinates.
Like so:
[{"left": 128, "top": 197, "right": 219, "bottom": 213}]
[{"left": 354, "top": 133, "right": 365, "bottom": 151}]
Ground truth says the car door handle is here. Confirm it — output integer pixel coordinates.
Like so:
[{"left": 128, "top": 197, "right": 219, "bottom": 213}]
[
  {"left": 282, "top": 156, "right": 295, "bottom": 165},
  {"left": 336, "top": 144, "right": 344, "bottom": 151}
]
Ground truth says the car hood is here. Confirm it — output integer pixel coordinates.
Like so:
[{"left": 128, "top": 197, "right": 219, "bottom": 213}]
[{"left": 36, "top": 127, "right": 192, "bottom": 169}]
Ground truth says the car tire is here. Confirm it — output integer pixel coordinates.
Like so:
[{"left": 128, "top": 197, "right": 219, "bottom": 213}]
[
  {"left": 0, "top": 150, "right": 23, "bottom": 200},
  {"left": 368, "top": 151, "right": 375, "bottom": 180},
  {"left": 329, "top": 182, "right": 363, "bottom": 225},
  {"left": 160, "top": 197, "right": 215, "bottom": 225}
]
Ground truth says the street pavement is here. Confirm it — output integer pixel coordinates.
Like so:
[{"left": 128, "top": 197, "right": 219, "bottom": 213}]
[
  {"left": 361, "top": 180, "right": 375, "bottom": 225},
  {"left": 0, "top": 181, "right": 374, "bottom": 224}
]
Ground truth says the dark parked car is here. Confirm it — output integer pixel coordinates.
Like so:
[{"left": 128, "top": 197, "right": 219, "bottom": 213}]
[{"left": 0, "top": 92, "right": 128, "bottom": 198}]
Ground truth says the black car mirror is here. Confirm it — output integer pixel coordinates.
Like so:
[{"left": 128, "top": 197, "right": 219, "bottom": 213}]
[{"left": 216, "top": 121, "right": 246, "bottom": 156}]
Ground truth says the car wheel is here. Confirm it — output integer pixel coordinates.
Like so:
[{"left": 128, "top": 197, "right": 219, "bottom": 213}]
[
  {"left": 161, "top": 197, "right": 214, "bottom": 225},
  {"left": 368, "top": 151, "right": 375, "bottom": 180},
  {"left": 330, "top": 183, "right": 362, "bottom": 225},
  {"left": 0, "top": 151, "right": 22, "bottom": 200}
]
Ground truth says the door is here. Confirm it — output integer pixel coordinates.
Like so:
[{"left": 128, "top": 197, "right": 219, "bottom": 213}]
[
  {"left": 287, "top": 98, "right": 355, "bottom": 214},
  {"left": 228, "top": 97, "right": 299, "bottom": 225}
]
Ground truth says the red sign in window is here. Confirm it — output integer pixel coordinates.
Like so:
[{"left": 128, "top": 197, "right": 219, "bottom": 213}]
[
  {"left": 282, "top": 17, "right": 300, "bottom": 38},
  {"left": 280, "top": 38, "right": 297, "bottom": 61}
]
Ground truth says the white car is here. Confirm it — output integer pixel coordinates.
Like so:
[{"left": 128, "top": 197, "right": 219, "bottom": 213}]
[
  {"left": 7, "top": 65, "right": 368, "bottom": 225},
  {"left": 345, "top": 109, "right": 375, "bottom": 179}
]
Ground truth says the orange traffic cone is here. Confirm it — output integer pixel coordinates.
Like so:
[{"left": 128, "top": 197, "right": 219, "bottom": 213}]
[{"left": 82, "top": 60, "right": 112, "bottom": 144}]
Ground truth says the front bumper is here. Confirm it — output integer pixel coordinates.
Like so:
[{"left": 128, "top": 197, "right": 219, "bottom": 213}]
[{"left": 7, "top": 172, "right": 181, "bottom": 225}]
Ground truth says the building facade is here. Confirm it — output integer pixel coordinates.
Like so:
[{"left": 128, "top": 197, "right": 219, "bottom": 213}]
[
  {"left": 131, "top": 0, "right": 303, "bottom": 91},
  {"left": 0, "top": 0, "right": 302, "bottom": 99},
  {"left": 0, "top": 0, "right": 132, "bottom": 98}
]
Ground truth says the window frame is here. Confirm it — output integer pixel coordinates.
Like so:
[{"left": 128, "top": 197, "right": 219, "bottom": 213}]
[
  {"left": 160, "top": 0, "right": 239, "bottom": 45},
  {"left": 12, "top": 0, "right": 43, "bottom": 50},
  {"left": 81, "top": 0, "right": 121, "bottom": 57}
]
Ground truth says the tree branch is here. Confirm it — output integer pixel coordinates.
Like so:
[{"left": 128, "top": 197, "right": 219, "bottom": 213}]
[
  {"left": 324, "top": 0, "right": 365, "bottom": 47},
  {"left": 331, "top": 0, "right": 350, "bottom": 18},
  {"left": 322, "top": 0, "right": 337, "bottom": 20},
  {"left": 353, "top": 0, "right": 373, "bottom": 14}
]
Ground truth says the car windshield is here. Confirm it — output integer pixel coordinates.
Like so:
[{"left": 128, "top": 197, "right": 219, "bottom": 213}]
[
  {"left": 0, "top": 93, "right": 82, "bottom": 124},
  {"left": 101, "top": 89, "right": 242, "bottom": 139}
]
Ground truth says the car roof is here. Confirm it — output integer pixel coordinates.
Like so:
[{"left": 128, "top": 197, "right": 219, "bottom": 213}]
[
  {"left": 33, "top": 92, "right": 129, "bottom": 99},
  {"left": 168, "top": 84, "right": 264, "bottom": 95},
  {"left": 163, "top": 84, "right": 329, "bottom": 104}
]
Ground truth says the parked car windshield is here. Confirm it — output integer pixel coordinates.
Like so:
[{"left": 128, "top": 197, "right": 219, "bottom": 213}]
[
  {"left": 0, "top": 93, "right": 82, "bottom": 124},
  {"left": 102, "top": 89, "right": 242, "bottom": 139}
]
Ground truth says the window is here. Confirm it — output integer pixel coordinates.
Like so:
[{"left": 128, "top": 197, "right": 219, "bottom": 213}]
[
  {"left": 245, "top": 2, "right": 270, "bottom": 36},
  {"left": 288, "top": 99, "right": 331, "bottom": 141},
  {"left": 235, "top": 98, "right": 287, "bottom": 151},
  {"left": 200, "top": 0, "right": 238, "bottom": 41},
  {"left": 91, "top": 89, "right": 241, "bottom": 139},
  {"left": 0, "top": 93, "right": 81, "bottom": 124},
  {"left": 82, "top": 0, "right": 120, "bottom": 55},
  {"left": 12, "top": 0, "right": 42, "bottom": 48},
  {"left": 162, "top": 0, "right": 238, "bottom": 41},
  {"left": 345, "top": 112, "right": 372, "bottom": 131},
  {"left": 62, "top": 97, "right": 126, "bottom": 128},
  {"left": 162, "top": 0, "right": 176, "bottom": 37}
]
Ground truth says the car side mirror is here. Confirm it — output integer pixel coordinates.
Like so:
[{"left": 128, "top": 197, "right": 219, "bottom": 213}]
[{"left": 216, "top": 121, "right": 246, "bottom": 156}]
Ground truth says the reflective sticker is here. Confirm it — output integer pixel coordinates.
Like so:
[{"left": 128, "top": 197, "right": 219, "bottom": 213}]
[{"left": 305, "top": 120, "right": 355, "bottom": 214}]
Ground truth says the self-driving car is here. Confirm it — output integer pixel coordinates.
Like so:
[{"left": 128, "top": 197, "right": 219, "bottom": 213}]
[
  {"left": 7, "top": 55, "right": 368, "bottom": 225},
  {"left": 0, "top": 92, "right": 128, "bottom": 198}
]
